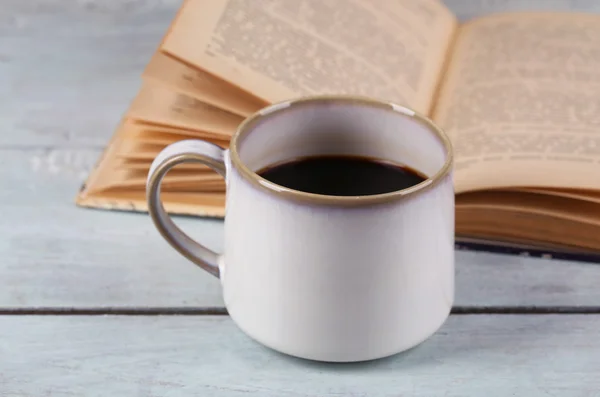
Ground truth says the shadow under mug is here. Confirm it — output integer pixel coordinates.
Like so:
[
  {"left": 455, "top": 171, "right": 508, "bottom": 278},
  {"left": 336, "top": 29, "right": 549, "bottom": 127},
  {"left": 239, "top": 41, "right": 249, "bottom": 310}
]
[{"left": 146, "top": 95, "right": 454, "bottom": 362}]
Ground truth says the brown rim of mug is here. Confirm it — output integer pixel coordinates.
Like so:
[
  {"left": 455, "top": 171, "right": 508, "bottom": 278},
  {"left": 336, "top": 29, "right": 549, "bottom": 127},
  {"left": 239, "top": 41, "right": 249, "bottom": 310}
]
[{"left": 229, "top": 95, "right": 453, "bottom": 206}]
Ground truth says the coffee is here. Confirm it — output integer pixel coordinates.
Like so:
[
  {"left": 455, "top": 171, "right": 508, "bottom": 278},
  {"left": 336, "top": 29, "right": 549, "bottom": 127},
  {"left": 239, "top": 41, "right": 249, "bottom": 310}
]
[{"left": 257, "top": 155, "right": 426, "bottom": 196}]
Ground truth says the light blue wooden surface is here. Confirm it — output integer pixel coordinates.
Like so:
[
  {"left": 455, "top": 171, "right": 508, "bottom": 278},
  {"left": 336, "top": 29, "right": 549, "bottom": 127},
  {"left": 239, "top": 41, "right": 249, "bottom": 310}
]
[
  {"left": 2, "top": 315, "right": 600, "bottom": 396},
  {"left": 2, "top": 0, "right": 600, "bottom": 395}
]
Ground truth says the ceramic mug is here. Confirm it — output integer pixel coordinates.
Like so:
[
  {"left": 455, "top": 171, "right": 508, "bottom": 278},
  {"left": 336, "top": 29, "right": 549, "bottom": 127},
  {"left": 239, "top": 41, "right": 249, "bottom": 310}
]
[{"left": 146, "top": 96, "right": 454, "bottom": 362}]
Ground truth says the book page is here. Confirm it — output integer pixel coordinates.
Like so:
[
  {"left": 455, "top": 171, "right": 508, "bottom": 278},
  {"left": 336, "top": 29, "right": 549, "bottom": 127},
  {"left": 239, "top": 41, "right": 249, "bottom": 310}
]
[
  {"left": 433, "top": 12, "right": 600, "bottom": 193},
  {"left": 86, "top": 150, "right": 224, "bottom": 192},
  {"left": 79, "top": 189, "right": 226, "bottom": 218},
  {"left": 143, "top": 52, "right": 265, "bottom": 117},
  {"left": 128, "top": 83, "right": 242, "bottom": 135},
  {"left": 161, "top": 0, "right": 456, "bottom": 114},
  {"left": 121, "top": 119, "right": 230, "bottom": 146},
  {"left": 514, "top": 187, "right": 600, "bottom": 204}
]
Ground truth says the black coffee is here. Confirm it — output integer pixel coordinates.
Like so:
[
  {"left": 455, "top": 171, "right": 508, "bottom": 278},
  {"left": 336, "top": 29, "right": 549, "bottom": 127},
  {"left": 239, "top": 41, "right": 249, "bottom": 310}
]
[{"left": 257, "top": 155, "right": 426, "bottom": 196}]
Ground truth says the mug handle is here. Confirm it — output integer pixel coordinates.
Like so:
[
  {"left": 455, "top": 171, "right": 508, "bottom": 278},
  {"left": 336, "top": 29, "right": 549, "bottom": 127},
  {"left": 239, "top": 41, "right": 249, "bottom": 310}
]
[{"left": 146, "top": 140, "right": 226, "bottom": 279}]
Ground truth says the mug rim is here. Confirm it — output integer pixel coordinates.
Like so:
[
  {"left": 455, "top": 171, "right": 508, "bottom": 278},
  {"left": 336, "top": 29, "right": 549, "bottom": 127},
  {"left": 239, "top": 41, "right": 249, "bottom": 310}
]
[{"left": 229, "top": 95, "right": 453, "bottom": 206}]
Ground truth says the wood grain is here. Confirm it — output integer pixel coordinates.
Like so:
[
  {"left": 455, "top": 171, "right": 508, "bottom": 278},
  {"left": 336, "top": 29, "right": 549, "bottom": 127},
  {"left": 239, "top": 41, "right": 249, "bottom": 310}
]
[
  {"left": 2, "top": 315, "right": 600, "bottom": 396},
  {"left": 2, "top": 148, "right": 600, "bottom": 309},
  {"left": 0, "top": 149, "right": 224, "bottom": 308},
  {"left": 0, "top": 0, "right": 179, "bottom": 147}
]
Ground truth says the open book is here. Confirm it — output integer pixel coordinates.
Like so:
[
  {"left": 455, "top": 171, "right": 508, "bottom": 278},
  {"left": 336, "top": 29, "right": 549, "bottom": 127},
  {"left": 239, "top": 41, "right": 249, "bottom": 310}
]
[{"left": 77, "top": 0, "right": 600, "bottom": 255}]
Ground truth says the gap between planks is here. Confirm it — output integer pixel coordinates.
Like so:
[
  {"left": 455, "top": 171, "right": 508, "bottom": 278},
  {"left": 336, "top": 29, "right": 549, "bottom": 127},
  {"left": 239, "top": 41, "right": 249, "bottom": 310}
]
[{"left": 2, "top": 306, "right": 600, "bottom": 315}]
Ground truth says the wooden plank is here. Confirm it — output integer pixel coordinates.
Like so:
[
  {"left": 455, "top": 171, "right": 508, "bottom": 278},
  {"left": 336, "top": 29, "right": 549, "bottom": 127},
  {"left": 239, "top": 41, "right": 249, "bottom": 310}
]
[
  {"left": 0, "top": 148, "right": 224, "bottom": 308},
  {"left": 2, "top": 315, "right": 600, "bottom": 396},
  {"left": 0, "top": 0, "right": 178, "bottom": 147},
  {"left": 2, "top": 148, "right": 600, "bottom": 309}
]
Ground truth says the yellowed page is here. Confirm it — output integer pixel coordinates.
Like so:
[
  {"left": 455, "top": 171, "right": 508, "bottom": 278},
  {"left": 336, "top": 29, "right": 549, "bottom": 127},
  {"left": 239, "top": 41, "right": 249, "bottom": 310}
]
[
  {"left": 120, "top": 119, "right": 230, "bottom": 145},
  {"left": 101, "top": 172, "right": 223, "bottom": 189},
  {"left": 433, "top": 12, "right": 600, "bottom": 193},
  {"left": 161, "top": 0, "right": 456, "bottom": 114},
  {"left": 143, "top": 52, "right": 265, "bottom": 117},
  {"left": 121, "top": 158, "right": 207, "bottom": 171},
  {"left": 128, "top": 83, "right": 242, "bottom": 135},
  {"left": 76, "top": 115, "right": 227, "bottom": 218},
  {"left": 84, "top": 155, "right": 220, "bottom": 190},
  {"left": 457, "top": 190, "right": 600, "bottom": 225},
  {"left": 117, "top": 142, "right": 228, "bottom": 161},
  {"left": 131, "top": 132, "right": 228, "bottom": 147},
  {"left": 514, "top": 188, "right": 600, "bottom": 204},
  {"left": 456, "top": 206, "right": 600, "bottom": 251},
  {"left": 78, "top": 189, "right": 226, "bottom": 218}
]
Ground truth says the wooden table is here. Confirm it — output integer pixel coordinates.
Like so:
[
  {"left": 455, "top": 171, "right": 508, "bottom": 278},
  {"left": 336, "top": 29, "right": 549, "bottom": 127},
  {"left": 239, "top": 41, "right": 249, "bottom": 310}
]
[{"left": 3, "top": 1, "right": 600, "bottom": 395}]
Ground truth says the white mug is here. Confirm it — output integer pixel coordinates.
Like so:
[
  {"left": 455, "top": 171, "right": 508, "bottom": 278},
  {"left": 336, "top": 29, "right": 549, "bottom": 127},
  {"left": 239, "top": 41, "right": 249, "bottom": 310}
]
[{"left": 146, "top": 96, "right": 454, "bottom": 362}]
